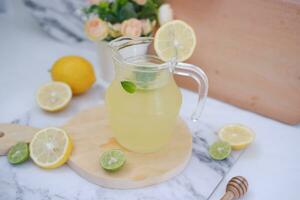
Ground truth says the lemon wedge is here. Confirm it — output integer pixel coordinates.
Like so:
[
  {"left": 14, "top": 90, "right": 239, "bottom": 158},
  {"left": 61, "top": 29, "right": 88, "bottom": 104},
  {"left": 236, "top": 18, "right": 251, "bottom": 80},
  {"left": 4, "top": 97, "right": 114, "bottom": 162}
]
[
  {"left": 30, "top": 127, "right": 73, "bottom": 169},
  {"left": 154, "top": 20, "right": 196, "bottom": 62},
  {"left": 36, "top": 82, "right": 72, "bottom": 112},
  {"left": 218, "top": 124, "right": 255, "bottom": 150}
]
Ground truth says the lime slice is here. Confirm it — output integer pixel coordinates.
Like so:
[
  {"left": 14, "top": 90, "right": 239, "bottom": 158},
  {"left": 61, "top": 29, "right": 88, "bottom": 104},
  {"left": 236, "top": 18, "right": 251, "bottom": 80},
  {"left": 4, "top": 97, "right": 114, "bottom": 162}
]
[
  {"left": 7, "top": 142, "right": 30, "bottom": 164},
  {"left": 100, "top": 150, "right": 126, "bottom": 171},
  {"left": 218, "top": 124, "right": 255, "bottom": 150},
  {"left": 209, "top": 141, "right": 231, "bottom": 160},
  {"left": 154, "top": 20, "right": 196, "bottom": 62}
]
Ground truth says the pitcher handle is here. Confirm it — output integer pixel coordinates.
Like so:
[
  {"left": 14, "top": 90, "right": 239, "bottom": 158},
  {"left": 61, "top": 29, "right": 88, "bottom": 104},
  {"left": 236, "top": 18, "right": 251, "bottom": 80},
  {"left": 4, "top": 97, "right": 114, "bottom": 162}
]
[{"left": 173, "top": 62, "right": 208, "bottom": 121}]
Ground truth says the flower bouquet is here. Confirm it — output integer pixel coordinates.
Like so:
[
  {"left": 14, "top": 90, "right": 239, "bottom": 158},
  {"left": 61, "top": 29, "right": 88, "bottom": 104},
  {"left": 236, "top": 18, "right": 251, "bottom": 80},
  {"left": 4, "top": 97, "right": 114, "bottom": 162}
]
[{"left": 83, "top": 0, "right": 173, "bottom": 83}]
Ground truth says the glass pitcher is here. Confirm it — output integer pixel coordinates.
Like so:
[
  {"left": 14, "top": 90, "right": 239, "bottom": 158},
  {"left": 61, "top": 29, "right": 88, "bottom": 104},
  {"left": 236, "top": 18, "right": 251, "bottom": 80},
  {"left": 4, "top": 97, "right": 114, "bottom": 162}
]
[{"left": 105, "top": 37, "right": 208, "bottom": 153}]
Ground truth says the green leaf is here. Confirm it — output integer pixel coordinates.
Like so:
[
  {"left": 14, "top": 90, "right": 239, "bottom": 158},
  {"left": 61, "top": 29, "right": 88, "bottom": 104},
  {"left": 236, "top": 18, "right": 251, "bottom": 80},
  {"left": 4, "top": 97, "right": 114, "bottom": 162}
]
[
  {"left": 84, "top": 5, "right": 99, "bottom": 14},
  {"left": 152, "top": 0, "right": 163, "bottom": 7},
  {"left": 83, "top": 0, "right": 160, "bottom": 24},
  {"left": 117, "top": 0, "right": 128, "bottom": 7},
  {"left": 105, "top": 13, "right": 118, "bottom": 23},
  {"left": 121, "top": 81, "right": 136, "bottom": 93},
  {"left": 118, "top": 2, "right": 137, "bottom": 21},
  {"left": 111, "top": 1, "right": 119, "bottom": 14},
  {"left": 99, "top": 1, "right": 109, "bottom": 9},
  {"left": 138, "top": 0, "right": 159, "bottom": 20}
]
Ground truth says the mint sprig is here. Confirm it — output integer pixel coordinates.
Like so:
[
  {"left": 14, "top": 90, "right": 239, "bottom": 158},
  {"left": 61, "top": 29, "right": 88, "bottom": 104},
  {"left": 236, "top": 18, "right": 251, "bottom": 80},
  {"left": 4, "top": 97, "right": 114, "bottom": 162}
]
[{"left": 121, "top": 81, "right": 136, "bottom": 93}]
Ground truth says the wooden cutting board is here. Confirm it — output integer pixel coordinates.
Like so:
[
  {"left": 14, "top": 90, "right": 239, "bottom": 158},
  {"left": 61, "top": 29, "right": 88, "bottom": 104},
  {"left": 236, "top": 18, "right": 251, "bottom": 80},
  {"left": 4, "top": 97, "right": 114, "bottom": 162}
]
[
  {"left": 168, "top": 0, "right": 300, "bottom": 124},
  {"left": 0, "top": 105, "right": 192, "bottom": 189}
]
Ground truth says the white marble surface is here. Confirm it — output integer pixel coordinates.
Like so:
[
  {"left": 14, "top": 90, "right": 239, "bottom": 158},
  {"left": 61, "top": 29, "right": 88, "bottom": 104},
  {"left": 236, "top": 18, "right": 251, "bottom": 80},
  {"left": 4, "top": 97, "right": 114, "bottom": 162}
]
[
  {"left": 1, "top": 81, "right": 244, "bottom": 200},
  {"left": 1, "top": 1, "right": 300, "bottom": 200}
]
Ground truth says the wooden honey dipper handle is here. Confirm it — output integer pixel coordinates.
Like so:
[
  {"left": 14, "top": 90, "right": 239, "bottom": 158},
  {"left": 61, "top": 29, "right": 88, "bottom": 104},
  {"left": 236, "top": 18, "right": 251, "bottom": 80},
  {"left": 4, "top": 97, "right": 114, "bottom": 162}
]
[
  {"left": 220, "top": 176, "right": 248, "bottom": 200},
  {"left": 221, "top": 191, "right": 235, "bottom": 200}
]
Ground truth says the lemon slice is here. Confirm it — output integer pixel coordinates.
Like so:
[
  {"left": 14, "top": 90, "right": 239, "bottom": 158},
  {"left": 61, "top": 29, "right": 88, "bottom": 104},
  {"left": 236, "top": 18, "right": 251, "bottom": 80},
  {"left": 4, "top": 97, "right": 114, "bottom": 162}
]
[
  {"left": 218, "top": 124, "right": 255, "bottom": 150},
  {"left": 36, "top": 82, "right": 72, "bottom": 112},
  {"left": 30, "top": 127, "right": 73, "bottom": 169},
  {"left": 154, "top": 20, "right": 196, "bottom": 62}
]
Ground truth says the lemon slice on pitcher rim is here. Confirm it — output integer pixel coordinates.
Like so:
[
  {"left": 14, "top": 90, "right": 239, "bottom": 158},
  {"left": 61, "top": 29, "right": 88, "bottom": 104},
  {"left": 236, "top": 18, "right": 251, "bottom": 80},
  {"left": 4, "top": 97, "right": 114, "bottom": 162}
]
[
  {"left": 36, "top": 82, "right": 72, "bottom": 112},
  {"left": 154, "top": 20, "right": 196, "bottom": 62},
  {"left": 218, "top": 124, "right": 255, "bottom": 150},
  {"left": 30, "top": 127, "right": 73, "bottom": 169}
]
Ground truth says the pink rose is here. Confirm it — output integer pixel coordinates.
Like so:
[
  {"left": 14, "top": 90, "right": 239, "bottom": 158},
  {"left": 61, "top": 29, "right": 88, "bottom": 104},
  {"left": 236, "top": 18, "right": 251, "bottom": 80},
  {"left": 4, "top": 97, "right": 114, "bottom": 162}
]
[
  {"left": 133, "top": 0, "right": 147, "bottom": 5},
  {"left": 85, "top": 17, "right": 108, "bottom": 41},
  {"left": 87, "top": 0, "right": 101, "bottom": 5},
  {"left": 121, "top": 18, "right": 142, "bottom": 37}
]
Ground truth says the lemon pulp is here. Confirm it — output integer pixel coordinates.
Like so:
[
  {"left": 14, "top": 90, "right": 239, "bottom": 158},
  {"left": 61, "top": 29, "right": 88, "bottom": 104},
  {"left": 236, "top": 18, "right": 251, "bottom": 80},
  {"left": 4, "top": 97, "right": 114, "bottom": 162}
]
[
  {"left": 36, "top": 82, "right": 72, "bottom": 112},
  {"left": 30, "top": 127, "right": 73, "bottom": 169}
]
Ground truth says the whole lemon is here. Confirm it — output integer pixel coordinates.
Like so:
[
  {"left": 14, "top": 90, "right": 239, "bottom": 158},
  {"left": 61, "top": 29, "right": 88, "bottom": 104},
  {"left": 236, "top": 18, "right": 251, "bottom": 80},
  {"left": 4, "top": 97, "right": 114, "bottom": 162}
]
[{"left": 51, "top": 56, "right": 96, "bottom": 95}]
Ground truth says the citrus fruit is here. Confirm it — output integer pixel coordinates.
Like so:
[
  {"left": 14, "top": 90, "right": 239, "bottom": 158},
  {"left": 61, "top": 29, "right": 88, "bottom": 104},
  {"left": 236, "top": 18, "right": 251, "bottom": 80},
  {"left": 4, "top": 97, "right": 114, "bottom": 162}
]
[
  {"left": 51, "top": 56, "right": 96, "bottom": 95},
  {"left": 100, "top": 149, "right": 126, "bottom": 171},
  {"left": 154, "top": 20, "right": 196, "bottom": 62},
  {"left": 218, "top": 124, "right": 255, "bottom": 150},
  {"left": 36, "top": 82, "right": 72, "bottom": 112},
  {"left": 30, "top": 127, "right": 73, "bottom": 169},
  {"left": 209, "top": 141, "right": 231, "bottom": 160},
  {"left": 7, "top": 142, "right": 29, "bottom": 165}
]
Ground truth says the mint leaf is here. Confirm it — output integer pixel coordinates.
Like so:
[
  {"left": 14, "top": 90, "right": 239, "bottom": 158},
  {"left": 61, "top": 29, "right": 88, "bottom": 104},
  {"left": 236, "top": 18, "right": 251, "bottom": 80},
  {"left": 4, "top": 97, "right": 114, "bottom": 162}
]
[
  {"left": 121, "top": 81, "right": 136, "bottom": 93},
  {"left": 135, "top": 71, "right": 157, "bottom": 89}
]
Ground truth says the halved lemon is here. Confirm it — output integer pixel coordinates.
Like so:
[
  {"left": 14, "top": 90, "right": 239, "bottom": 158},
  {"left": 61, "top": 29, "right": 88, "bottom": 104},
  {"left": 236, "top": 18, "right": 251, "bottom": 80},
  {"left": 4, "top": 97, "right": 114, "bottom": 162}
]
[
  {"left": 154, "top": 20, "right": 196, "bottom": 62},
  {"left": 36, "top": 82, "right": 72, "bottom": 112},
  {"left": 30, "top": 127, "right": 73, "bottom": 169},
  {"left": 218, "top": 124, "right": 255, "bottom": 150}
]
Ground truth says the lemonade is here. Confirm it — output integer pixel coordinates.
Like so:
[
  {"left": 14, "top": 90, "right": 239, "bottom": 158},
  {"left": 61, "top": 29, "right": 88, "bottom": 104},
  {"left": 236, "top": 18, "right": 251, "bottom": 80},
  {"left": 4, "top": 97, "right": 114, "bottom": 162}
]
[
  {"left": 106, "top": 34, "right": 208, "bottom": 153},
  {"left": 105, "top": 64, "right": 182, "bottom": 153}
]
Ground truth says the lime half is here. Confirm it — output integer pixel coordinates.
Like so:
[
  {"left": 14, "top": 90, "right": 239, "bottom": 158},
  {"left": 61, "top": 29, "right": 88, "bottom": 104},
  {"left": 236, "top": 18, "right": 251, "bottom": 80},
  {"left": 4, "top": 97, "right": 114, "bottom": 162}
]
[
  {"left": 209, "top": 141, "right": 231, "bottom": 160},
  {"left": 7, "top": 142, "right": 30, "bottom": 164},
  {"left": 100, "top": 150, "right": 126, "bottom": 171}
]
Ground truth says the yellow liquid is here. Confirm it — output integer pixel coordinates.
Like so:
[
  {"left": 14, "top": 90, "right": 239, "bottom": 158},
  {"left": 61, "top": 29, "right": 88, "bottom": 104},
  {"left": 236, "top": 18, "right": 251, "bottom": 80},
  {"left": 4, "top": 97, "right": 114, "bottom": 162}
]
[{"left": 105, "top": 74, "right": 182, "bottom": 153}]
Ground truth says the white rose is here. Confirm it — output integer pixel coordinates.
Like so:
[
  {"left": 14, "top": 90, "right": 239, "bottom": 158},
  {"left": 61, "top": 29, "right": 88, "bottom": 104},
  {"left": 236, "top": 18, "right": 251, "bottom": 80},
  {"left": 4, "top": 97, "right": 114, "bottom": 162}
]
[
  {"left": 158, "top": 4, "right": 173, "bottom": 26},
  {"left": 108, "top": 23, "right": 122, "bottom": 38},
  {"left": 141, "top": 19, "right": 153, "bottom": 36}
]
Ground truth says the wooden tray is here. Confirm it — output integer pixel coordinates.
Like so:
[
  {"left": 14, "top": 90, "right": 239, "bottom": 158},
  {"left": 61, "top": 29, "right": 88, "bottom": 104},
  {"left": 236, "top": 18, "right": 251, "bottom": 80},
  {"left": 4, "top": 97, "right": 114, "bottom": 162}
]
[{"left": 0, "top": 105, "right": 192, "bottom": 189}]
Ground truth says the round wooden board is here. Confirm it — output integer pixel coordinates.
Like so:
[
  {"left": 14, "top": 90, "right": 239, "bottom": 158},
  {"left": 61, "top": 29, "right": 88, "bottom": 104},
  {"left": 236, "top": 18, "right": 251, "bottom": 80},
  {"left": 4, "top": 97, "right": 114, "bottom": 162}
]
[{"left": 63, "top": 105, "right": 192, "bottom": 189}]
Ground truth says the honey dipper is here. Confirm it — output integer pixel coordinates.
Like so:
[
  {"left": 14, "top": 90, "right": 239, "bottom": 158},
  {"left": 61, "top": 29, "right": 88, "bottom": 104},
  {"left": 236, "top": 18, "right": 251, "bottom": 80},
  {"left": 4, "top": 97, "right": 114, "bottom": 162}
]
[{"left": 220, "top": 176, "right": 248, "bottom": 200}]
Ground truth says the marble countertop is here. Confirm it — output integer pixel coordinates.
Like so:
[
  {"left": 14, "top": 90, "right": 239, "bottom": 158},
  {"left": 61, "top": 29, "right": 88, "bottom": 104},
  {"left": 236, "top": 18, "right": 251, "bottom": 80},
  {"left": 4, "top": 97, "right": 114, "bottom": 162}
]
[{"left": 1, "top": 1, "right": 300, "bottom": 200}]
